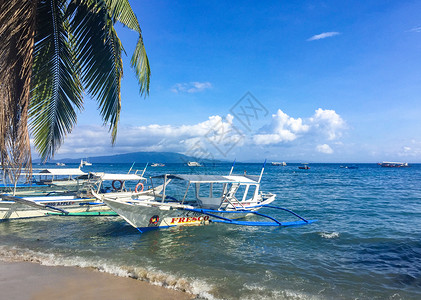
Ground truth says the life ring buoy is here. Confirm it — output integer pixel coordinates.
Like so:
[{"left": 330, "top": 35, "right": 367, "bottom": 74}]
[
  {"left": 112, "top": 180, "right": 123, "bottom": 191},
  {"left": 135, "top": 182, "right": 144, "bottom": 193}
]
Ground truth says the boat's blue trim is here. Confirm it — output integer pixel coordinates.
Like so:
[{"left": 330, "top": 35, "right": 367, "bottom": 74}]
[
  {"left": 33, "top": 198, "right": 89, "bottom": 202},
  {"left": 0, "top": 184, "right": 49, "bottom": 188},
  {"left": 44, "top": 205, "right": 69, "bottom": 215},
  {"left": 180, "top": 206, "right": 316, "bottom": 227},
  {"left": 134, "top": 206, "right": 317, "bottom": 232},
  {"left": 78, "top": 202, "right": 104, "bottom": 206},
  {"left": 211, "top": 219, "right": 317, "bottom": 227},
  {"left": 261, "top": 205, "right": 310, "bottom": 223},
  {"left": 136, "top": 225, "right": 173, "bottom": 233}
]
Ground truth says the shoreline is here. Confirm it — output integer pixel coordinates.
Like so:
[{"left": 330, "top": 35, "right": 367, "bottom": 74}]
[{"left": 0, "top": 261, "right": 193, "bottom": 300}]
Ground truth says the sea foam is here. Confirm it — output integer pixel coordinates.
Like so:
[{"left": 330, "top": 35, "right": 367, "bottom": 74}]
[
  {"left": 0, "top": 245, "right": 215, "bottom": 299},
  {"left": 319, "top": 232, "right": 340, "bottom": 239}
]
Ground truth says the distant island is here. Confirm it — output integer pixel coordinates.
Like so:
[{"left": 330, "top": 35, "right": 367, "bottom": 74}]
[{"left": 36, "top": 151, "right": 222, "bottom": 164}]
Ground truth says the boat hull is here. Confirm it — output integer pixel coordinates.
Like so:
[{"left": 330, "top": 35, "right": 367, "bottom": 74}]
[
  {"left": 0, "top": 196, "right": 112, "bottom": 220},
  {"left": 102, "top": 195, "right": 277, "bottom": 232},
  {"left": 102, "top": 199, "right": 213, "bottom": 232}
]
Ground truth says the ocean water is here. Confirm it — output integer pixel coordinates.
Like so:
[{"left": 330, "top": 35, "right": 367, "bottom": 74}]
[{"left": 1, "top": 163, "right": 421, "bottom": 299}]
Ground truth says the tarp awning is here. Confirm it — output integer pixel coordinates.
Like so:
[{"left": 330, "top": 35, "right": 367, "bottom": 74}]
[
  {"left": 35, "top": 168, "right": 87, "bottom": 176},
  {"left": 90, "top": 172, "right": 145, "bottom": 181},
  {"left": 152, "top": 174, "right": 258, "bottom": 184}
]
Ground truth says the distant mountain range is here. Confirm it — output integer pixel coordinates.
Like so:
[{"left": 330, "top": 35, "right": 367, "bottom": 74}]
[{"left": 37, "top": 151, "right": 222, "bottom": 164}]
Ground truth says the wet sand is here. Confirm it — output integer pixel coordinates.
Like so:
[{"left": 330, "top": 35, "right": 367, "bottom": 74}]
[{"left": 0, "top": 261, "right": 193, "bottom": 300}]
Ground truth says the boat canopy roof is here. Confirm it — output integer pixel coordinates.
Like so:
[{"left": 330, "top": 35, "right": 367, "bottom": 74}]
[
  {"left": 152, "top": 174, "right": 259, "bottom": 184},
  {"left": 34, "top": 168, "right": 87, "bottom": 176},
  {"left": 89, "top": 172, "right": 145, "bottom": 181}
]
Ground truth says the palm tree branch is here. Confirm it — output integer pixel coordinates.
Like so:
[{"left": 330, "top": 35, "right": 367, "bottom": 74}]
[
  {"left": 104, "top": 0, "right": 150, "bottom": 96},
  {"left": 68, "top": 0, "right": 123, "bottom": 142},
  {"left": 29, "top": 0, "right": 83, "bottom": 161}
]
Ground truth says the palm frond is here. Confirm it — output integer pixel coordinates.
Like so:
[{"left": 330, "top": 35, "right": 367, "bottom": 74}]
[
  {"left": 105, "top": 0, "right": 150, "bottom": 96},
  {"left": 131, "top": 37, "right": 150, "bottom": 96},
  {"left": 68, "top": 0, "right": 123, "bottom": 142},
  {"left": 29, "top": 0, "right": 83, "bottom": 161},
  {"left": 0, "top": 0, "right": 37, "bottom": 179}
]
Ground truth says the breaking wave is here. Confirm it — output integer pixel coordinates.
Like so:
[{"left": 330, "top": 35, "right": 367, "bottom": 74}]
[
  {"left": 319, "top": 232, "right": 340, "bottom": 239},
  {"left": 241, "top": 283, "right": 320, "bottom": 300},
  {"left": 0, "top": 245, "right": 216, "bottom": 299}
]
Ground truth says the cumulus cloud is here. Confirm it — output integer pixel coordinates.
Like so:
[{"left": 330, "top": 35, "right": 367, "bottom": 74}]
[
  {"left": 316, "top": 144, "right": 333, "bottom": 154},
  {"left": 309, "top": 108, "right": 346, "bottom": 140},
  {"left": 253, "top": 108, "right": 345, "bottom": 146},
  {"left": 56, "top": 114, "right": 240, "bottom": 158},
  {"left": 253, "top": 109, "right": 309, "bottom": 145},
  {"left": 307, "top": 31, "right": 340, "bottom": 41},
  {"left": 171, "top": 82, "right": 212, "bottom": 93},
  {"left": 52, "top": 108, "right": 346, "bottom": 160}
]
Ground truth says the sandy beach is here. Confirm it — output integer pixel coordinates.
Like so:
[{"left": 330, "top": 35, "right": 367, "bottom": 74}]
[{"left": 0, "top": 261, "right": 193, "bottom": 300}]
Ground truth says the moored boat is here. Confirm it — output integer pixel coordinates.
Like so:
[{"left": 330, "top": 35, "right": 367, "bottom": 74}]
[
  {"left": 80, "top": 159, "right": 92, "bottom": 167},
  {"left": 94, "top": 163, "right": 316, "bottom": 233},
  {"left": 271, "top": 162, "right": 287, "bottom": 166},
  {"left": 378, "top": 161, "right": 409, "bottom": 168},
  {"left": 298, "top": 164, "right": 310, "bottom": 170},
  {"left": 0, "top": 165, "right": 154, "bottom": 220},
  {"left": 151, "top": 163, "right": 165, "bottom": 167}
]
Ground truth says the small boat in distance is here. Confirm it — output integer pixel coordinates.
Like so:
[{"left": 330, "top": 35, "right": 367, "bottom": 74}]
[
  {"left": 340, "top": 165, "right": 359, "bottom": 169},
  {"left": 151, "top": 163, "right": 165, "bottom": 167},
  {"left": 378, "top": 162, "right": 409, "bottom": 168},
  {"left": 56, "top": 162, "right": 65, "bottom": 166},
  {"left": 298, "top": 164, "right": 310, "bottom": 170},
  {"left": 271, "top": 162, "right": 286, "bottom": 166},
  {"left": 187, "top": 161, "right": 202, "bottom": 167},
  {"left": 80, "top": 159, "right": 92, "bottom": 167}
]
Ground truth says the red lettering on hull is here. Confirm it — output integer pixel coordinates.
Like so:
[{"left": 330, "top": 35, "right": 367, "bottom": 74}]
[{"left": 168, "top": 215, "right": 210, "bottom": 225}]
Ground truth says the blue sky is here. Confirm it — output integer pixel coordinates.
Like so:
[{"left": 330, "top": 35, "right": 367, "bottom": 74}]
[{"left": 47, "top": 0, "right": 421, "bottom": 162}]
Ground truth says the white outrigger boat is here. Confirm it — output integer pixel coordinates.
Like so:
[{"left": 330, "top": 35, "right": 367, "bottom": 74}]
[
  {"left": 94, "top": 163, "right": 316, "bottom": 233},
  {"left": 0, "top": 166, "right": 157, "bottom": 220},
  {"left": 0, "top": 168, "right": 88, "bottom": 196}
]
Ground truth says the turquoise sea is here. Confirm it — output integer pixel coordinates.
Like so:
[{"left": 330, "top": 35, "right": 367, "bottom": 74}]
[{"left": 1, "top": 163, "right": 420, "bottom": 299}]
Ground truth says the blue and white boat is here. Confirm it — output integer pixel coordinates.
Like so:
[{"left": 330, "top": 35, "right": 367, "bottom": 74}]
[{"left": 95, "top": 163, "right": 316, "bottom": 233}]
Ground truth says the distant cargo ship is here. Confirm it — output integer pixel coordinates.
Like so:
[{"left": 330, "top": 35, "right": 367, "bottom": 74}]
[{"left": 378, "top": 161, "right": 409, "bottom": 168}]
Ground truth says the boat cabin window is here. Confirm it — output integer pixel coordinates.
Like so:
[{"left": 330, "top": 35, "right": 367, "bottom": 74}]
[
  {"left": 194, "top": 183, "right": 225, "bottom": 209},
  {"left": 196, "top": 183, "right": 224, "bottom": 198},
  {"left": 226, "top": 183, "right": 257, "bottom": 201}
]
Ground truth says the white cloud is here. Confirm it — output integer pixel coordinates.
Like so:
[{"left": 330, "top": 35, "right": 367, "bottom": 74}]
[
  {"left": 309, "top": 108, "right": 346, "bottom": 140},
  {"left": 409, "top": 26, "right": 421, "bottom": 33},
  {"left": 253, "top": 109, "right": 309, "bottom": 145},
  {"left": 171, "top": 82, "right": 212, "bottom": 93},
  {"left": 253, "top": 108, "right": 345, "bottom": 146},
  {"left": 51, "top": 108, "right": 347, "bottom": 161},
  {"left": 55, "top": 114, "right": 240, "bottom": 158},
  {"left": 307, "top": 31, "right": 340, "bottom": 41},
  {"left": 316, "top": 144, "right": 333, "bottom": 154}
]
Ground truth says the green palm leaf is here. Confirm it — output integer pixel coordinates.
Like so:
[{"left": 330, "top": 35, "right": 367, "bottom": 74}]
[
  {"left": 105, "top": 0, "right": 151, "bottom": 96},
  {"left": 105, "top": 0, "right": 150, "bottom": 96},
  {"left": 29, "top": 0, "right": 83, "bottom": 161},
  {"left": 68, "top": 0, "right": 123, "bottom": 141}
]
